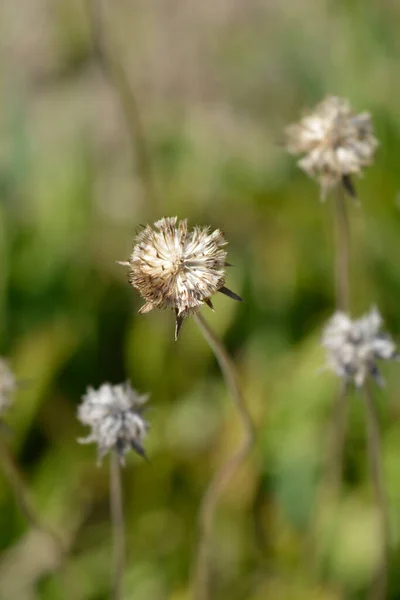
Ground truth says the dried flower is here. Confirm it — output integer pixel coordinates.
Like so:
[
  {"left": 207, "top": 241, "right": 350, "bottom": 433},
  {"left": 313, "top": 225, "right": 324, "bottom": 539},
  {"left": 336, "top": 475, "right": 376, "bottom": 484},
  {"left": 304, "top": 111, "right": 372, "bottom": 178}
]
[
  {"left": 78, "top": 382, "right": 149, "bottom": 465},
  {"left": 286, "top": 95, "right": 378, "bottom": 198},
  {"left": 119, "top": 217, "right": 243, "bottom": 340},
  {"left": 0, "top": 359, "right": 16, "bottom": 417},
  {"left": 322, "top": 308, "right": 398, "bottom": 387}
]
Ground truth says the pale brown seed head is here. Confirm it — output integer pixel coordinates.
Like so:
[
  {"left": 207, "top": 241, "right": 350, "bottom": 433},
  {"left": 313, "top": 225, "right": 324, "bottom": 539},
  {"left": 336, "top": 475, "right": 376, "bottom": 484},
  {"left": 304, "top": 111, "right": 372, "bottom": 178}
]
[
  {"left": 119, "top": 217, "right": 242, "bottom": 339},
  {"left": 286, "top": 96, "right": 378, "bottom": 198}
]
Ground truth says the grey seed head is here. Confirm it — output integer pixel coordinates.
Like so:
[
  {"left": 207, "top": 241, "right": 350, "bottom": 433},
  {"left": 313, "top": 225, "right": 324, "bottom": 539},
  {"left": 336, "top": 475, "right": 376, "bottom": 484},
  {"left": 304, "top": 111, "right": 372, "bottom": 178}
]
[
  {"left": 77, "top": 382, "right": 149, "bottom": 465},
  {"left": 322, "top": 307, "right": 397, "bottom": 387}
]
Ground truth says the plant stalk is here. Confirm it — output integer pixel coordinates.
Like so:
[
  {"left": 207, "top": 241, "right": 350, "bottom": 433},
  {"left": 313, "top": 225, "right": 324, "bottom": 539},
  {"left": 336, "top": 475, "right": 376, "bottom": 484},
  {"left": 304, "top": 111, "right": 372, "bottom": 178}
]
[
  {"left": 192, "top": 313, "right": 254, "bottom": 600},
  {"left": 86, "top": 0, "right": 158, "bottom": 216},
  {"left": 328, "top": 184, "right": 351, "bottom": 495},
  {"left": 0, "top": 436, "right": 65, "bottom": 558},
  {"left": 110, "top": 451, "right": 125, "bottom": 600},
  {"left": 328, "top": 381, "right": 349, "bottom": 495},
  {"left": 334, "top": 184, "right": 350, "bottom": 313},
  {"left": 362, "top": 381, "right": 390, "bottom": 600}
]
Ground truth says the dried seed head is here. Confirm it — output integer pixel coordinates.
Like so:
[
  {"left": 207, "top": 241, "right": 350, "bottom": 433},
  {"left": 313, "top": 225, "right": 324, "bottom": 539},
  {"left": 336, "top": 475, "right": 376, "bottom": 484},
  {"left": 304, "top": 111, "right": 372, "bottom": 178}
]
[
  {"left": 77, "top": 382, "right": 149, "bottom": 465},
  {"left": 0, "top": 359, "right": 16, "bottom": 417},
  {"left": 119, "top": 217, "right": 243, "bottom": 339},
  {"left": 286, "top": 96, "right": 378, "bottom": 198},
  {"left": 322, "top": 308, "right": 398, "bottom": 387}
]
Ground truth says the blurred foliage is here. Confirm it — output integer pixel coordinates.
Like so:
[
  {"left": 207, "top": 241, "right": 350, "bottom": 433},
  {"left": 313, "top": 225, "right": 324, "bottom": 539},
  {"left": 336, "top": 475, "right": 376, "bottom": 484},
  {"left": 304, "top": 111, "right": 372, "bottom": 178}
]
[{"left": 1, "top": 0, "right": 400, "bottom": 598}]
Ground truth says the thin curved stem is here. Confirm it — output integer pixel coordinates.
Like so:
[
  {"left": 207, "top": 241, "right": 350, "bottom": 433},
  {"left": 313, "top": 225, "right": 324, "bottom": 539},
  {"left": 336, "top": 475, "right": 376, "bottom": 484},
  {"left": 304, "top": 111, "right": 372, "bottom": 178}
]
[
  {"left": 328, "top": 381, "right": 349, "bottom": 494},
  {"left": 192, "top": 313, "right": 254, "bottom": 600},
  {"left": 110, "top": 451, "right": 125, "bottom": 600},
  {"left": 362, "top": 381, "right": 390, "bottom": 600},
  {"left": 311, "top": 382, "right": 349, "bottom": 581},
  {"left": 328, "top": 184, "right": 351, "bottom": 493},
  {"left": 334, "top": 184, "right": 350, "bottom": 313},
  {"left": 313, "top": 185, "right": 351, "bottom": 586},
  {"left": 0, "top": 436, "right": 65, "bottom": 559},
  {"left": 86, "top": 0, "right": 158, "bottom": 216}
]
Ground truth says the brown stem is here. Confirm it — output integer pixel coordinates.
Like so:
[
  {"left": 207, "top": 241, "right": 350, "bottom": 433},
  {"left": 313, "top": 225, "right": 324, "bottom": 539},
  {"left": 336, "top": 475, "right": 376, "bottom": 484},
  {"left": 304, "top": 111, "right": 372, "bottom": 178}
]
[
  {"left": 0, "top": 436, "right": 65, "bottom": 558},
  {"left": 192, "top": 313, "right": 254, "bottom": 600},
  {"left": 328, "top": 184, "right": 351, "bottom": 506},
  {"left": 362, "top": 381, "right": 390, "bottom": 600},
  {"left": 328, "top": 381, "right": 349, "bottom": 494},
  {"left": 312, "top": 185, "right": 352, "bottom": 587},
  {"left": 110, "top": 451, "right": 125, "bottom": 600},
  {"left": 311, "top": 383, "right": 348, "bottom": 584},
  {"left": 86, "top": 0, "right": 158, "bottom": 216},
  {"left": 334, "top": 185, "right": 350, "bottom": 313}
]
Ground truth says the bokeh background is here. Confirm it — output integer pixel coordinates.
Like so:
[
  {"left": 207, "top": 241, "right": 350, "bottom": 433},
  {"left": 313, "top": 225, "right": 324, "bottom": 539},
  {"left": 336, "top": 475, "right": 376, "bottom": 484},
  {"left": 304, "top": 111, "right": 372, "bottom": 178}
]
[{"left": 1, "top": 0, "right": 400, "bottom": 598}]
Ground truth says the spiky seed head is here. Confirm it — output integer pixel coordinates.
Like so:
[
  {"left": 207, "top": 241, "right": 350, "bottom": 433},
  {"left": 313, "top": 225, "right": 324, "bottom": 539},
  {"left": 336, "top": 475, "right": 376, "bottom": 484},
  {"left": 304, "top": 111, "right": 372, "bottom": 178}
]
[
  {"left": 119, "top": 217, "right": 243, "bottom": 339},
  {"left": 77, "top": 382, "right": 149, "bottom": 465},
  {"left": 286, "top": 95, "right": 378, "bottom": 198},
  {"left": 0, "top": 359, "right": 16, "bottom": 417},
  {"left": 322, "top": 307, "right": 398, "bottom": 387}
]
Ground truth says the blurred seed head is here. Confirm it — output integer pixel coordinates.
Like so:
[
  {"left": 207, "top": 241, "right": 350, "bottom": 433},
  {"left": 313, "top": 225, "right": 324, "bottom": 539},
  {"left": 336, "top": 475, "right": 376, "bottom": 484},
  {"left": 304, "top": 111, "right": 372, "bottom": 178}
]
[
  {"left": 322, "top": 307, "right": 398, "bottom": 387},
  {"left": 0, "top": 359, "right": 16, "bottom": 417},
  {"left": 78, "top": 382, "right": 149, "bottom": 465},
  {"left": 286, "top": 96, "right": 378, "bottom": 198},
  {"left": 119, "top": 216, "right": 243, "bottom": 339}
]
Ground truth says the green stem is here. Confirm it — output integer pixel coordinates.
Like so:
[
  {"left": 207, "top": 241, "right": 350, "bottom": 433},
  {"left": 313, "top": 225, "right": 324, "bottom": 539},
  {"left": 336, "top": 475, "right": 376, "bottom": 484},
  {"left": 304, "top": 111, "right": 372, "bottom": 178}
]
[
  {"left": 329, "top": 381, "right": 349, "bottom": 494},
  {"left": 192, "top": 313, "right": 254, "bottom": 600},
  {"left": 329, "top": 184, "right": 351, "bottom": 492},
  {"left": 86, "top": 0, "right": 158, "bottom": 217},
  {"left": 362, "top": 382, "right": 390, "bottom": 600},
  {"left": 334, "top": 185, "right": 350, "bottom": 313},
  {"left": 0, "top": 436, "right": 65, "bottom": 558},
  {"left": 110, "top": 451, "right": 125, "bottom": 600}
]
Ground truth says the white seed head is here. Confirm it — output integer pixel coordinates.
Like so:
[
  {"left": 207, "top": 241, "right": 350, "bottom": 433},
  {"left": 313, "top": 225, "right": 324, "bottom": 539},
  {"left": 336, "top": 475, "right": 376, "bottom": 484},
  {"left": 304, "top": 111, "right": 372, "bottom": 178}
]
[
  {"left": 77, "top": 382, "right": 149, "bottom": 465},
  {"left": 120, "top": 217, "right": 242, "bottom": 339},
  {"left": 286, "top": 96, "right": 378, "bottom": 198},
  {"left": 0, "top": 359, "right": 16, "bottom": 417},
  {"left": 322, "top": 307, "right": 398, "bottom": 387}
]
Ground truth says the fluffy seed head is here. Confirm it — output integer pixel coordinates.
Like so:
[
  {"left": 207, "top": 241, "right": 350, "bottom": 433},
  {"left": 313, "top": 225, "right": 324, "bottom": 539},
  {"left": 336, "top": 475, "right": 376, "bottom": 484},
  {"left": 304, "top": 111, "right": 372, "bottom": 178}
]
[
  {"left": 322, "top": 308, "right": 398, "bottom": 387},
  {"left": 286, "top": 96, "right": 378, "bottom": 198},
  {"left": 119, "top": 217, "right": 242, "bottom": 339},
  {"left": 0, "top": 359, "right": 16, "bottom": 417},
  {"left": 77, "top": 382, "right": 149, "bottom": 465}
]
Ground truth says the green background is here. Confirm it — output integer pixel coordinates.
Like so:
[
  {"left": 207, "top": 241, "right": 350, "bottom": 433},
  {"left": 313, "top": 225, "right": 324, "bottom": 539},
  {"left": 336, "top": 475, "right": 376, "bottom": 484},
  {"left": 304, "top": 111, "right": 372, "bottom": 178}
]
[{"left": 1, "top": 0, "right": 400, "bottom": 598}]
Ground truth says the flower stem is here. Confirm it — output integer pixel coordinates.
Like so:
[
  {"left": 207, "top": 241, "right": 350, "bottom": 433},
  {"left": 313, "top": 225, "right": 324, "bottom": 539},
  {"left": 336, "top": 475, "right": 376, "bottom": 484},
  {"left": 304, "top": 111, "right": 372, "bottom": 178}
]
[
  {"left": 110, "top": 451, "right": 125, "bottom": 600},
  {"left": 192, "top": 312, "right": 254, "bottom": 600},
  {"left": 362, "top": 381, "right": 390, "bottom": 600},
  {"left": 334, "top": 184, "right": 350, "bottom": 313},
  {"left": 328, "top": 381, "right": 349, "bottom": 494},
  {"left": 329, "top": 184, "right": 351, "bottom": 494},
  {"left": 313, "top": 185, "right": 352, "bottom": 588},
  {"left": 312, "top": 382, "right": 348, "bottom": 583},
  {"left": 86, "top": 0, "right": 158, "bottom": 216},
  {"left": 0, "top": 435, "right": 65, "bottom": 558}
]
